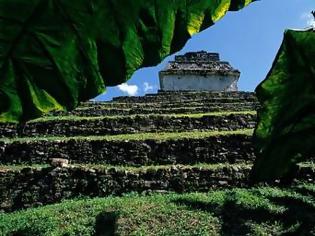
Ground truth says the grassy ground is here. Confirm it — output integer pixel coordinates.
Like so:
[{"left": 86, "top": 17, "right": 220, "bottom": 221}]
[
  {"left": 0, "top": 129, "right": 254, "bottom": 144},
  {"left": 1, "top": 183, "right": 315, "bottom": 236}
]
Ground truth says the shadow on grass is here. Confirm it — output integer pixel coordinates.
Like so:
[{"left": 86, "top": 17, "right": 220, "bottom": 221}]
[
  {"left": 94, "top": 211, "right": 119, "bottom": 236},
  {"left": 173, "top": 189, "right": 315, "bottom": 235},
  {"left": 269, "top": 195, "right": 315, "bottom": 235}
]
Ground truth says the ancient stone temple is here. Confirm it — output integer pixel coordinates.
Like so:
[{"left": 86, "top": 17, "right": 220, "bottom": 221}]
[{"left": 159, "top": 51, "right": 240, "bottom": 91}]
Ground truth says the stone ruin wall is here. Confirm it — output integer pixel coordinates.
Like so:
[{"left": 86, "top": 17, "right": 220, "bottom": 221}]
[
  {"left": 1, "top": 160, "right": 315, "bottom": 212},
  {"left": 159, "top": 51, "right": 240, "bottom": 92},
  {"left": 0, "top": 135, "right": 256, "bottom": 166},
  {"left": 159, "top": 74, "right": 239, "bottom": 92}
]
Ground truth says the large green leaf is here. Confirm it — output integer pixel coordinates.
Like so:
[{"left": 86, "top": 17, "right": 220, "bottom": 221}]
[
  {"left": 252, "top": 29, "right": 315, "bottom": 182},
  {"left": 0, "top": 0, "right": 255, "bottom": 122}
]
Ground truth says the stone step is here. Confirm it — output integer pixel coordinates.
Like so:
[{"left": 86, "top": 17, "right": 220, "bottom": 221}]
[
  {"left": 53, "top": 103, "right": 258, "bottom": 117},
  {"left": 112, "top": 91, "right": 257, "bottom": 103},
  {"left": 79, "top": 98, "right": 259, "bottom": 109},
  {"left": 1, "top": 162, "right": 314, "bottom": 212},
  {"left": 112, "top": 96, "right": 257, "bottom": 103},
  {"left": 155, "top": 90, "right": 254, "bottom": 94},
  {"left": 0, "top": 130, "right": 255, "bottom": 165},
  {"left": 0, "top": 112, "right": 256, "bottom": 138}
]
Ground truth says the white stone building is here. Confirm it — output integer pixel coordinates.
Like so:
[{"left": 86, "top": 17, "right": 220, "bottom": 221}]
[{"left": 159, "top": 51, "right": 240, "bottom": 92}]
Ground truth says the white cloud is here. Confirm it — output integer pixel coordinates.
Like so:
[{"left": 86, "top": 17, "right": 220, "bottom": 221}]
[
  {"left": 301, "top": 12, "right": 315, "bottom": 28},
  {"left": 143, "top": 82, "right": 154, "bottom": 93},
  {"left": 117, "top": 83, "right": 138, "bottom": 96}
]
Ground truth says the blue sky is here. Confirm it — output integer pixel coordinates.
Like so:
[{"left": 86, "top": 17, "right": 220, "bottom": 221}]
[{"left": 95, "top": 0, "right": 315, "bottom": 101}]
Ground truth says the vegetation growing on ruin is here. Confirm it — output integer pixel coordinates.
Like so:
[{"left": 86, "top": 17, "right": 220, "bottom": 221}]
[
  {"left": 27, "top": 110, "right": 256, "bottom": 123},
  {"left": 0, "top": 129, "right": 254, "bottom": 144},
  {"left": 0, "top": 163, "right": 252, "bottom": 172},
  {"left": 2, "top": 162, "right": 315, "bottom": 174}
]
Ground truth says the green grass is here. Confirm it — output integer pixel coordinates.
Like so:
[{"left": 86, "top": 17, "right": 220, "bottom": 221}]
[
  {"left": 0, "top": 163, "right": 252, "bottom": 173},
  {"left": 0, "top": 129, "right": 254, "bottom": 144},
  {"left": 0, "top": 164, "right": 49, "bottom": 171},
  {"left": 1, "top": 162, "right": 313, "bottom": 174},
  {"left": 81, "top": 163, "right": 251, "bottom": 173},
  {"left": 29, "top": 110, "right": 256, "bottom": 123},
  {"left": 1, "top": 184, "right": 315, "bottom": 236},
  {"left": 75, "top": 101, "right": 257, "bottom": 109},
  {"left": 296, "top": 161, "right": 315, "bottom": 168},
  {"left": 80, "top": 97, "right": 256, "bottom": 106},
  {"left": 76, "top": 102, "right": 255, "bottom": 112},
  {"left": 173, "top": 110, "right": 256, "bottom": 118}
]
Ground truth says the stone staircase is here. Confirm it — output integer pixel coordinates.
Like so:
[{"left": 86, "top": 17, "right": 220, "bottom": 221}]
[
  {"left": 52, "top": 91, "right": 259, "bottom": 117},
  {"left": 0, "top": 112, "right": 256, "bottom": 138},
  {"left": 0, "top": 91, "right": 313, "bottom": 212}
]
